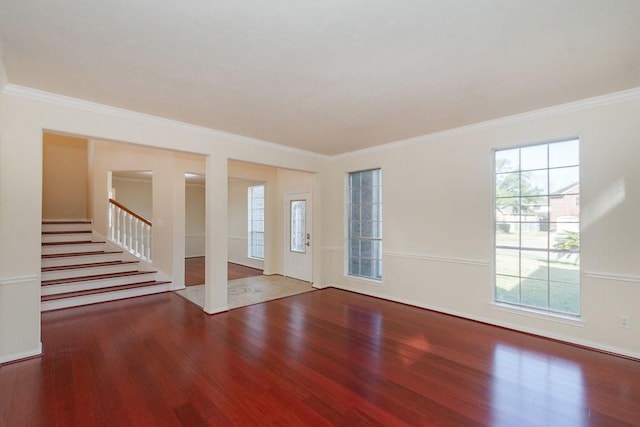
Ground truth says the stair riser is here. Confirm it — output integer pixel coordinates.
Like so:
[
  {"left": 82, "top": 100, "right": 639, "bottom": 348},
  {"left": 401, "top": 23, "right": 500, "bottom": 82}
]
[
  {"left": 42, "top": 223, "right": 92, "bottom": 233},
  {"left": 42, "top": 253, "right": 124, "bottom": 268},
  {"left": 41, "top": 284, "right": 172, "bottom": 311},
  {"left": 42, "top": 264, "right": 140, "bottom": 281},
  {"left": 42, "top": 233, "right": 93, "bottom": 243},
  {"left": 42, "top": 242, "right": 105, "bottom": 255},
  {"left": 42, "top": 273, "right": 159, "bottom": 296}
]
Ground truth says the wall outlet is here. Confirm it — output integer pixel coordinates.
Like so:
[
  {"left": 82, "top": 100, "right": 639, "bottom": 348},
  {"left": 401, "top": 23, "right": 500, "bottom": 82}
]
[{"left": 619, "top": 315, "right": 631, "bottom": 329}]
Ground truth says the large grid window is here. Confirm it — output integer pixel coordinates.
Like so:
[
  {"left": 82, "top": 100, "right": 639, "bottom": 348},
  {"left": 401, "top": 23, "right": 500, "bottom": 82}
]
[
  {"left": 348, "top": 169, "right": 382, "bottom": 280},
  {"left": 248, "top": 184, "right": 265, "bottom": 259},
  {"left": 495, "top": 139, "right": 580, "bottom": 316}
]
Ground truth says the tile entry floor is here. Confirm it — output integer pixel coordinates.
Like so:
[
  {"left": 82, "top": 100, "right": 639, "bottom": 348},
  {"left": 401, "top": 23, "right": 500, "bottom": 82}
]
[{"left": 175, "top": 274, "right": 316, "bottom": 310}]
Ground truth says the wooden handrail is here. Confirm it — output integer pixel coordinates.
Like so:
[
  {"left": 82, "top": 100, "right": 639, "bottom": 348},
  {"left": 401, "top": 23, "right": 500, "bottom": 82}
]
[{"left": 108, "top": 199, "right": 152, "bottom": 226}]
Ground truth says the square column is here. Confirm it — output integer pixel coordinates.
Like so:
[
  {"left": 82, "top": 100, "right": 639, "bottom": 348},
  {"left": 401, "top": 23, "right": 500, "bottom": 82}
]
[{"left": 204, "top": 155, "right": 228, "bottom": 314}]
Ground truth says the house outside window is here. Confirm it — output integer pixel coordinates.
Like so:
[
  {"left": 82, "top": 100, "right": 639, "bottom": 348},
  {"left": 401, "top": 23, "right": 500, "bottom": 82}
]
[
  {"left": 348, "top": 169, "right": 382, "bottom": 280},
  {"left": 248, "top": 184, "right": 265, "bottom": 259},
  {"left": 494, "top": 139, "right": 580, "bottom": 316}
]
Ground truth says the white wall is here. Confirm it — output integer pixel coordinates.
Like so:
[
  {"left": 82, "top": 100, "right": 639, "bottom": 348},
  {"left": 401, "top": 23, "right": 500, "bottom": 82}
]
[
  {"left": 0, "top": 87, "right": 323, "bottom": 363},
  {"left": 42, "top": 132, "right": 89, "bottom": 220},
  {"left": 226, "top": 162, "right": 318, "bottom": 275},
  {"left": 227, "top": 178, "right": 264, "bottom": 270},
  {"left": 112, "top": 176, "right": 152, "bottom": 221},
  {"left": 228, "top": 161, "right": 279, "bottom": 273},
  {"left": 112, "top": 173, "right": 206, "bottom": 264},
  {"left": 89, "top": 139, "right": 207, "bottom": 284},
  {"left": 6, "top": 79, "right": 636, "bottom": 364},
  {"left": 185, "top": 182, "right": 205, "bottom": 257},
  {"left": 321, "top": 92, "right": 640, "bottom": 358}
]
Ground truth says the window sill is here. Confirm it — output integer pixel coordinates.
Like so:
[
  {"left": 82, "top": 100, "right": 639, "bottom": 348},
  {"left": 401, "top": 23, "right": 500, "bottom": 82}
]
[
  {"left": 344, "top": 274, "right": 383, "bottom": 286},
  {"left": 488, "top": 302, "right": 585, "bottom": 327}
]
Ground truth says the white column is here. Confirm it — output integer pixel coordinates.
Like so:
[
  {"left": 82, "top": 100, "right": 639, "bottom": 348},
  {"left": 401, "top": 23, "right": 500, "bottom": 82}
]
[
  {"left": 263, "top": 173, "right": 280, "bottom": 275},
  {"left": 148, "top": 155, "right": 177, "bottom": 278},
  {"left": 171, "top": 163, "right": 186, "bottom": 289},
  {"left": 204, "top": 154, "right": 228, "bottom": 314}
]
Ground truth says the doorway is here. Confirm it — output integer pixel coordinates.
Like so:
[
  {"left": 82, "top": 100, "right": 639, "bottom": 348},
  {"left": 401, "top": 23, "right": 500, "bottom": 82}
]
[{"left": 284, "top": 192, "right": 312, "bottom": 282}]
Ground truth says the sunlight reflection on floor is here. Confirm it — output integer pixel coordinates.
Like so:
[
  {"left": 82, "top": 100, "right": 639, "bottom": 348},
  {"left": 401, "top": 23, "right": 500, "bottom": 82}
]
[{"left": 491, "top": 343, "right": 586, "bottom": 425}]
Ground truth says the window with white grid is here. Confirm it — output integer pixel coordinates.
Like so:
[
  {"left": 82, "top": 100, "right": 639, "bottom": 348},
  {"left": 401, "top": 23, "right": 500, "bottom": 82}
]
[{"left": 495, "top": 139, "right": 580, "bottom": 315}]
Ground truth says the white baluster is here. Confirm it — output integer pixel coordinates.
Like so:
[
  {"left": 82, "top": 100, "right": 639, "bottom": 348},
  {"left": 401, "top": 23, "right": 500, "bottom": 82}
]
[
  {"left": 146, "top": 224, "right": 152, "bottom": 261},
  {"left": 119, "top": 208, "right": 123, "bottom": 245},
  {"left": 137, "top": 220, "right": 143, "bottom": 257},
  {"left": 116, "top": 207, "right": 122, "bottom": 245},
  {"left": 108, "top": 201, "right": 152, "bottom": 261},
  {"left": 121, "top": 209, "right": 126, "bottom": 246},
  {"left": 133, "top": 219, "right": 138, "bottom": 256},
  {"left": 127, "top": 215, "right": 133, "bottom": 251},
  {"left": 109, "top": 204, "right": 113, "bottom": 240}
]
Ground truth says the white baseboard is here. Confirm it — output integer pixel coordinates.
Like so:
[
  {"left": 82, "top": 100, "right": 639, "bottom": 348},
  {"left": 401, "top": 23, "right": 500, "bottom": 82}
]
[
  {"left": 204, "top": 304, "right": 229, "bottom": 315},
  {"left": 0, "top": 342, "right": 42, "bottom": 364},
  {"left": 0, "top": 275, "right": 39, "bottom": 286},
  {"left": 229, "top": 259, "right": 264, "bottom": 270},
  {"left": 325, "top": 283, "right": 640, "bottom": 360}
]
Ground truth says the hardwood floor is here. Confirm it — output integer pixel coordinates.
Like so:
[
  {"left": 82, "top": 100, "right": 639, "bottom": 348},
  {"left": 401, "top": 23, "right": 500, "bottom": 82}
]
[
  {"left": 184, "top": 258, "right": 263, "bottom": 286},
  {"left": 1, "top": 288, "right": 639, "bottom": 425}
]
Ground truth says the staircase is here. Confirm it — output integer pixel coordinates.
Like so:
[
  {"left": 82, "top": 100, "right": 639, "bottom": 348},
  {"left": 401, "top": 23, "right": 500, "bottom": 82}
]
[{"left": 41, "top": 220, "right": 172, "bottom": 311}]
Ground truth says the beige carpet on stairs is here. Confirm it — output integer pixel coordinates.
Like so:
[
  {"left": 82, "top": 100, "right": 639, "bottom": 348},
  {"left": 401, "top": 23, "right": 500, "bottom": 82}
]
[{"left": 175, "top": 275, "right": 315, "bottom": 310}]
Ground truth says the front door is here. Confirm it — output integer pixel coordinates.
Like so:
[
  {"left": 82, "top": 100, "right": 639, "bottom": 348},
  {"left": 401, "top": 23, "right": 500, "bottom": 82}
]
[{"left": 284, "top": 193, "right": 312, "bottom": 282}]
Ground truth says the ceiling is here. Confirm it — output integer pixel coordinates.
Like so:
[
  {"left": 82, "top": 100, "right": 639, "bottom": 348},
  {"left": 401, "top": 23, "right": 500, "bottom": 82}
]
[{"left": 1, "top": 1, "right": 639, "bottom": 155}]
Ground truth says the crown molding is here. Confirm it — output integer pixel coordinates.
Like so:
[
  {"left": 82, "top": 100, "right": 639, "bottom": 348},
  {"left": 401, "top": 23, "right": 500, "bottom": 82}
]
[
  {"left": 334, "top": 86, "right": 640, "bottom": 160},
  {"left": 1, "top": 84, "right": 329, "bottom": 160}
]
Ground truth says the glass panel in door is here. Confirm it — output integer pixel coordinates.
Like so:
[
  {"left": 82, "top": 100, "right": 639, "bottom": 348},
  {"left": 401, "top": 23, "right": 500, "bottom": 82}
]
[{"left": 290, "top": 200, "right": 306, "bottom": 253}]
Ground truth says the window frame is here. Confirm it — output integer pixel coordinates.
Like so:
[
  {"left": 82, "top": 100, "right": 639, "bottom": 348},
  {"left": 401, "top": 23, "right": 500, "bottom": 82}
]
[
  {"left": 247, "top": 184, "right": 265, "bottom": 260},
  {"left": 346, "top": 168, "right": 383, "bottom": 282},
  {"left": 492, "top": 138, "right": 581, "bottom": 317},
  {"left": 289, "top": 199, "right": 306, "bottom": 254}
]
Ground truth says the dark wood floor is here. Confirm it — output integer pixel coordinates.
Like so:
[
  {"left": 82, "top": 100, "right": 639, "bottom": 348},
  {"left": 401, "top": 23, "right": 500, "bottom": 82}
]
[
  {"left": 1, "top": 289, "right": 639, "bottom": 426},
  {"left": 184, "top": 258, "right": 263, "bottom": 286}
]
